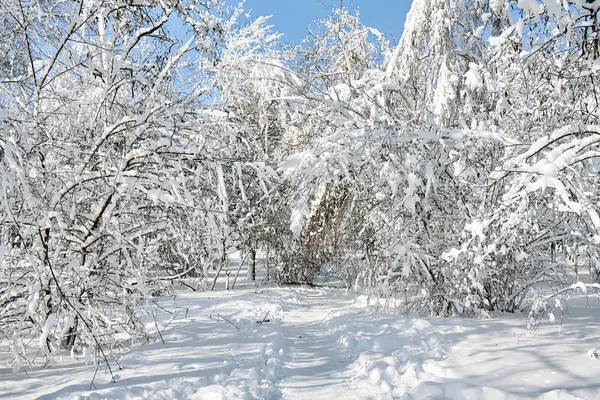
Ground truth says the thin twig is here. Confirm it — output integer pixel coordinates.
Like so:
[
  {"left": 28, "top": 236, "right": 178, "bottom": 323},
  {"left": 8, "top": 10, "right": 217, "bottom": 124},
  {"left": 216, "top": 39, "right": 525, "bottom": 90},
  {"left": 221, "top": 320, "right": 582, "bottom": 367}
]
[
  {"left": 178, "top": 280, "right": 197, "bottom": 291},
  {"left": 89, "top": 364, "right": 99, "bottom": 391},
  {"left": 162, "top": 310, "right": 180, "bottom": 331},
  {"left": 217, "top": 314, "right": 240, "bottom": 330},
  {"left": 209, "top": 302, "right": 219, "bottom": 320},
  {"left": 152, "top": 310, "right": 165, "bottom": 345},
  {"left": 257, "top": 311, "right": 270, "bottom": 327}
]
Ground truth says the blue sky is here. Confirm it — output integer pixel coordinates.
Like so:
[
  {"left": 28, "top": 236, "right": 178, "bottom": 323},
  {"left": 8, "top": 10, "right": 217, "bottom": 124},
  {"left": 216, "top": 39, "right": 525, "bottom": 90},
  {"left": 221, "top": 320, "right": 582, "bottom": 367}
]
[{"left": 229, "top": 0, "right": 414, "bottom": 44}]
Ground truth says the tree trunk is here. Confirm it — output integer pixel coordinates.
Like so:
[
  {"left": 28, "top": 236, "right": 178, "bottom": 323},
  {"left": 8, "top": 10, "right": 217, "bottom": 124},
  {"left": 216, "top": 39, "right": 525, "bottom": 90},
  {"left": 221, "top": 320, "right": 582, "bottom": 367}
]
[
  {"left": 61, "top": 315, "right": 78, "bottom": 350},
  {"left": 210, "top": 248, "right": 228, "bottom": 291},
  {"left": 248, "top": 249, "right": 256, "bottom": 281},
  {"left": 266, "top": 244, "right": 270, "bottom": 282}
]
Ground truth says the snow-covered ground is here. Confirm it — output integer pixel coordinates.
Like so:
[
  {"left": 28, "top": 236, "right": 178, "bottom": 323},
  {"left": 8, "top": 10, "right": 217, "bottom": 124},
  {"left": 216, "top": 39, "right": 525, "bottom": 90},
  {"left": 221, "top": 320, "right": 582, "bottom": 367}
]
[{"left": 2, "top": 286, "right": 600, "bottom": 399}]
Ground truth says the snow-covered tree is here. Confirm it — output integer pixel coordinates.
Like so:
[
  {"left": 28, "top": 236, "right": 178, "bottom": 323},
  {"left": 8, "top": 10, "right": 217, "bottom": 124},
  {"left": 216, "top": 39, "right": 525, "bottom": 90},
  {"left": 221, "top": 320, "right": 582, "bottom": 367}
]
[
  {"left": 0, "top": 0, "right": 280, "bottom": 372},
  {"left": 438, "top": 0, "right": 600, "bottom": 312}
]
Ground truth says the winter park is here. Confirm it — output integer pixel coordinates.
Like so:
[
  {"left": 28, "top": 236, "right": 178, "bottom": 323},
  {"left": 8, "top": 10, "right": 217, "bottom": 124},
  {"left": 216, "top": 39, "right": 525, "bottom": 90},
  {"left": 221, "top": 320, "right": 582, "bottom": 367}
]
[{"left": 2, "top": 0, "right": 600, "bottom": 398}]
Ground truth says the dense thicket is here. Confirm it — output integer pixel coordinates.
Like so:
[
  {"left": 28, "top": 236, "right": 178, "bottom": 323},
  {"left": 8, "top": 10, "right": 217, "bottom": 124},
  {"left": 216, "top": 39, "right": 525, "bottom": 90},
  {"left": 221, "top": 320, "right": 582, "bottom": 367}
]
[{"left": 1, "top": 0, "right": 598, "bottom": 371}]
